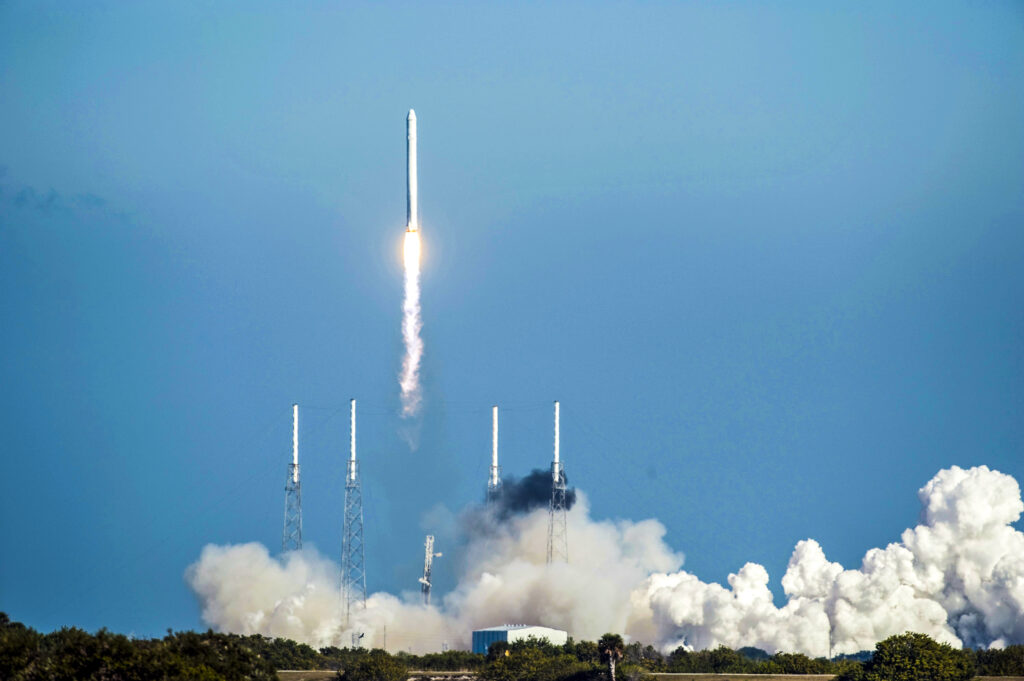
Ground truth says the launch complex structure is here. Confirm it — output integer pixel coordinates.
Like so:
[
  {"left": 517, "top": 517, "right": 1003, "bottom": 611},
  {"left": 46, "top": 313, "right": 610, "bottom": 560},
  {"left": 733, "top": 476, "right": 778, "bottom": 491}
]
[
  {"left": 281, "top": 401, "right": 570, "bottom": 606},
  {"left": 487, "top": 402, "right": 568, "bottom": 563},
  {"left": 341, "top": 399, "right": 367, "bottom": 623},
  {"left": 548, "top": 401, "right": 568, "bottom": 563},
  {"left": 283, "top": 404, "right": 302, "bottom": 553},
  {"left": 278, "top": 110, "right": 569, "bottom": 645},
  {"left": 282, "top": 401, "right": 367, "bottom": 625}
]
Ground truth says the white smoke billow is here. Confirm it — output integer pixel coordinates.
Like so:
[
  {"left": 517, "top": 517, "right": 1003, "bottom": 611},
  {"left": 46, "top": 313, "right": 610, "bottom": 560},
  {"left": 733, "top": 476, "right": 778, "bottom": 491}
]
[
  {"left": 399, "top": 230, "right": 423, "bottom": 419},
  {"left": 186, "top": 465, "right": 1024, "bottom": 655}
]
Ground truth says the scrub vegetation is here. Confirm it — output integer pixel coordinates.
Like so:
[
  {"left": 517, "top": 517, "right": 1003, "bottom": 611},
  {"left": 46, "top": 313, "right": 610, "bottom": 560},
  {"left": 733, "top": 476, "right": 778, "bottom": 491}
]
[{"left": 4, "top": 613, "right": 1024, "bottom": 681}]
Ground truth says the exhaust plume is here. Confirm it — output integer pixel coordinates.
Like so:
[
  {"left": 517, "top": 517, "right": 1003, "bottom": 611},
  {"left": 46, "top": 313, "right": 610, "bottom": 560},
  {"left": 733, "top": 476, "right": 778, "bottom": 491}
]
[
  {"left": 187, "top": 465, "right": 1024, "bottom": 655},
  {"left": 399, "top": 230, "right": 423, "bottom": 418},
  {"left": 641, "top": 465, "right": 1024, "bottom": 655}
]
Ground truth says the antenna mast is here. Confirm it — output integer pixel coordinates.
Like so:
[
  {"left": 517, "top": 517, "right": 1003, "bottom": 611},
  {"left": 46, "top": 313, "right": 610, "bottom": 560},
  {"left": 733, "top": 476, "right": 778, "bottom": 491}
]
[
  {"left": 418, "top": 534, "right": 442, "bottom": 605},
  {"left": 283, "top": 404, "right": 302, "bottom": 552},
  {"left": 547, "top": 400, "right": 568, "bottom": 563},
  {"left": 341, "top": 399, "right": 367, "bottom": 622},
  {"left": 487, "top": 405, "right": 502, "bottom": 504}
]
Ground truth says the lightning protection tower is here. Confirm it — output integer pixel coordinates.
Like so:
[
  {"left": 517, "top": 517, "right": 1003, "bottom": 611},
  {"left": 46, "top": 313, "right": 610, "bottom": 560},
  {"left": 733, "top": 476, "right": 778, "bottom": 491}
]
[
  {"left": 547, "top": 400, "right": 568, "bottom": 563},
  {"left": 341, "top": 399, "right": 367, "bottom": 623},
  {"left": 283, "top": 403, "right": 302, "bottom": 552},
  {"left": 419, "top": 534, "right": 442, "bottom": 605},
  {"left": 487, "top": 405, "right": 501, "bottom": 504}
]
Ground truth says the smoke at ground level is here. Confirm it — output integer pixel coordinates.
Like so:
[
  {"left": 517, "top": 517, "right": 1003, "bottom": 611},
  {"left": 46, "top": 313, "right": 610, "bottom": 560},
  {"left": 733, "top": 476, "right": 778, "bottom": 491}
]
[{"left": 187, "top": 465, "right": 1024, "bottom": 656}]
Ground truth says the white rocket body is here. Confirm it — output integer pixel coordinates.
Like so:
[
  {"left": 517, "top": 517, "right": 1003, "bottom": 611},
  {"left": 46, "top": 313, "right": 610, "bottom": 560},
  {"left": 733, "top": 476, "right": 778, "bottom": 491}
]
[{"left": 406, "top": 109, "right": 418, "bottom": 232}]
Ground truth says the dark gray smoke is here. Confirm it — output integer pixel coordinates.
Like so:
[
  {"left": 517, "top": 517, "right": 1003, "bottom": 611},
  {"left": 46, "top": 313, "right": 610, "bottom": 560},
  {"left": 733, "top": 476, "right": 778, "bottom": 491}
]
[{"left": 491, "top": 468, "right": 576, "bottom": 520}]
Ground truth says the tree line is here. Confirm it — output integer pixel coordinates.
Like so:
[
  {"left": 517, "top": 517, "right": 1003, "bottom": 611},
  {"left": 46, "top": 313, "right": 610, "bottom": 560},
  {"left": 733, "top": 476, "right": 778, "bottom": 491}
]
[
  {"left": 4, "top": 612, "right": 1024, "bottom": 680},
  {"left": 474, "top": 633, "right": 1024, "bottom": 681}
]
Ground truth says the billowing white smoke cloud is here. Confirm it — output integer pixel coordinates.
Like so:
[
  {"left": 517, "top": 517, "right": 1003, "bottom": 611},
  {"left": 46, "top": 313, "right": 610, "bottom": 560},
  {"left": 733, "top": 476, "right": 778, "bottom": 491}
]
[
  {"left": 643, "top": 465, "right": 1024, "bottom": 655},
  {"left": 187, "top": 466, "right": 1024, "bottom": 656},
  {"left": 186, "top": 495, "right": 679, "bottom": 652},
  {"left": 188, "top": 543, "right": 346, "bottom": 645},
  {"left": 443, "top": 495, "right": 682, "bottom": 644},
  {"left": 399, "top": 230, "right": 423, "bottom": 419}
]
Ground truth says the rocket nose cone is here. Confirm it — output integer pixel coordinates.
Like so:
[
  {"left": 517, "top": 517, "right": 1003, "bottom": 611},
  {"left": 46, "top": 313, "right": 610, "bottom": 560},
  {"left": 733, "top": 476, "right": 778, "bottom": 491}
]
[{"left": 408, "top": 109, "right": 416, "bottom": 120}]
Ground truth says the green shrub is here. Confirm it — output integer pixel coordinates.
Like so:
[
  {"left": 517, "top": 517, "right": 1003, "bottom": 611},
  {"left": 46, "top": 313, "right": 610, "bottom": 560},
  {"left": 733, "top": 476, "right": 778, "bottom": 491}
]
[
  {"left": 863, "top": 632, "right": 972, "bottom": 681},
  {"left": 341, "top": 649, "right": 408, "bottom": 681}
]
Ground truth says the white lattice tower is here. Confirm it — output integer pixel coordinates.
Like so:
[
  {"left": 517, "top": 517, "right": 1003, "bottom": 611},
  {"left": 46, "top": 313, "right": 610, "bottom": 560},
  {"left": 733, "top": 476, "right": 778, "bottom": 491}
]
[
  {"left": 547, "top": 400, "right": 568, "bottom": 563},
  {"left": 487, "top": 405, "right": 502, "bottom": 504},
  {"left": 283, "top": 403, "right": 302, "bottom": 552},
  {"left": 341, "top": 398, "right": 366, "bottom": 623}
]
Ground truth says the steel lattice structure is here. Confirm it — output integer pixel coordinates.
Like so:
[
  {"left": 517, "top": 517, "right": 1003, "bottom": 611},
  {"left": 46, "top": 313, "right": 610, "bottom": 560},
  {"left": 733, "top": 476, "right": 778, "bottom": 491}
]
[
  {"left": 418, "top": 534, "right": 442, "bottom": 605},
  {"left": 486, "top": 469, "right": 502, "bottom": 505},
  {"left": 283, "top": 464, "right": 302, "bottom": 551},
  {"left": 341, "top": 399, "right": 366, "bottom": 624},
  {"left": 283, "top": 404, "right": 302, "bottom": 552},
  {"left": 547, "top": 460, "right": 568, "bottom": 563},
  {"left": 547, "top": 401, "right": 568, "bottom": 563}
]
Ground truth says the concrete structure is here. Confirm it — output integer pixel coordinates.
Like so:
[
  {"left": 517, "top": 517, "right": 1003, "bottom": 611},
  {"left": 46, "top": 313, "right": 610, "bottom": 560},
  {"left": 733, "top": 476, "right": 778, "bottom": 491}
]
[{"left": 471, "top": 625, "right": 568, "bottom": 655}]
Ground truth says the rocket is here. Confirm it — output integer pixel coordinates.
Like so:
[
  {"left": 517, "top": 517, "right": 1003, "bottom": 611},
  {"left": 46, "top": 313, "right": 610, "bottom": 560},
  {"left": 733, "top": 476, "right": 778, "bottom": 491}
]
[{"left": 406, "top": 109, "right": 418, "bottom": 232}]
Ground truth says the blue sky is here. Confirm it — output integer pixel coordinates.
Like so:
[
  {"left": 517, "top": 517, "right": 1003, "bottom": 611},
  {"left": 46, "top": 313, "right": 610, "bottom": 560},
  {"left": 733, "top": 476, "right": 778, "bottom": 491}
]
[{"left": 1, "top": 1, "right": 1022, "bottom": 638}]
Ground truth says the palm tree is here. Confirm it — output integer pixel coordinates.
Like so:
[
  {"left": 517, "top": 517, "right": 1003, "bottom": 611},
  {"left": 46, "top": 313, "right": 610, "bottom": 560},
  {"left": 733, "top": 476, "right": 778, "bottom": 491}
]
[{"left": 598, "top": 633, "right": 625, "bottom": 681}]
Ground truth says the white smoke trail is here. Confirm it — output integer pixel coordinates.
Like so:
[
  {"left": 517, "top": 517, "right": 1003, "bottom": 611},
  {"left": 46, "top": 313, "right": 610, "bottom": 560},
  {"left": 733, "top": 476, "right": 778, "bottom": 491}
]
[
  {"left": 399, "top": 230, "right": 423, "bottom": 418},
  {"left": 186, "top": 466, "right": 1024, "bottom": 655}
]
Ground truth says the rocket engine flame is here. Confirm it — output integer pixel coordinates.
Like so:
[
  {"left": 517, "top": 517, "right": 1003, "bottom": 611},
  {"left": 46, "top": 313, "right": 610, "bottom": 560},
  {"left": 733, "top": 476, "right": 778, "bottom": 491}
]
[
  {"left": 400, "top": 230, "right": 423, "bottom": 418},
  {"left": 399, "top": 108, "right": 423, "bottom": 420}
]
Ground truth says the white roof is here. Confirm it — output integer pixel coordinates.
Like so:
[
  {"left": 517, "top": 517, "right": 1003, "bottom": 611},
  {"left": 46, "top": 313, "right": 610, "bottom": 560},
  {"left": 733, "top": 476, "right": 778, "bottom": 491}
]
[{"left": 474, "top": 624, "right": 564, "bottom": 633}]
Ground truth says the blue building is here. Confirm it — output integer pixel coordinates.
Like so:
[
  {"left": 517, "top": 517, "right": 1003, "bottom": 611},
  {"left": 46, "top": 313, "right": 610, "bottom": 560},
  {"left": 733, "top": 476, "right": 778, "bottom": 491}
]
[{"left": 471, "top": 624, "right": 569, "bottom": 655}]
